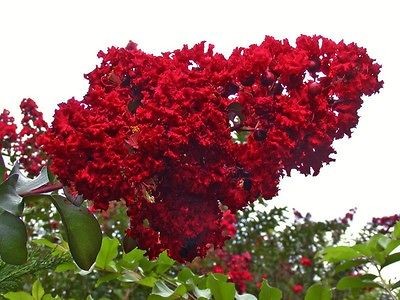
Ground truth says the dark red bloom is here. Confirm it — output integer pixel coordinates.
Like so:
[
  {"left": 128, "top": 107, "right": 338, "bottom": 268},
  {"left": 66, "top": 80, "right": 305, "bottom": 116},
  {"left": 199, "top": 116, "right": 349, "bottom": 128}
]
[
  {"left": 39, "top": 35, "right": 383, "bottom": 261},
  {"left": 0, "top": 109, "right": 17, "bottom": 153}
]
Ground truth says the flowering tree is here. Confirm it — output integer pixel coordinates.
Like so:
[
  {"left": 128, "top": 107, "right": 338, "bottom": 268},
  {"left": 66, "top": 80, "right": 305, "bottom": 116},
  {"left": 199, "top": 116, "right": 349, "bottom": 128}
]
[{"left": 0, "top": 34, "right": 392, "bottom": 299}]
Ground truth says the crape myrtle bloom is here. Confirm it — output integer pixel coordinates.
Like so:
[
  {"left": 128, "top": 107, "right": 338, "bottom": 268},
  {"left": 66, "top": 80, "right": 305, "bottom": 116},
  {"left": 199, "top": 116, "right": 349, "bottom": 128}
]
[
  {"left": 39, "top": 35, "right": 382, "bottom": 261},
  {"left": 0, "top": 109, "right": 17, "bottom": 154},
  {"left": 16, "top": 98, "right": 48, "bottom": 175}
]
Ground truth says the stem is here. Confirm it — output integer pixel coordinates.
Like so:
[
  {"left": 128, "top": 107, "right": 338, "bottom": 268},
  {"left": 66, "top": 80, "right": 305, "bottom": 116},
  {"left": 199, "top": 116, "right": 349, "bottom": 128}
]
[
  {"left": 374, "top": 263, "right": 397, "bottom": 300},
  {"left": 20, "top": 182, "right": 63, "bottom": 197}
]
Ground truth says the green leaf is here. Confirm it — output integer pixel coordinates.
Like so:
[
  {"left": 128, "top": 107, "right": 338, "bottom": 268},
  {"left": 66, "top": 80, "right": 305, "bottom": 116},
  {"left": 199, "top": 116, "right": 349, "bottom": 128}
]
[
  {"left": 4, "top": 292, "right": 34, "bottom": 300},
  {"left": 51, "top": 195, "right": 102, "bottom": 271},
  {"left": 148, "top": 281, "right": 187, "bottom": 299},
  {"left": 137, "top": 276, "right": 158, "bottom": 287},
  {"left": 382, "top": 252, "right": 400, "bottom": 268},
  {"left": 95, "top": 236, "right": 119, "bottom": 271},
  {"left": 0, "top": 155, "right": 6, "bottom": 180},
  {"left": 392, "top": 279, "right": 400, "bottom": 289},
  {"left": 33, "top": 238, "right": 69, "bottom": 256},
  {"left": 0, "top": 174, "right": 23, "bottom": 216},
  {"left": 42, "top": 294, "right": 60, "bottom": 300},
  {"left": 10, "top": 163, "right": 49, "bottom": 194},
  {"left": 118, "top": 271, "right": 141, "bottom": 283},
  {"left": 192, "top": 285, "right": 211, "bottom": 299},
  {"left": 336, "top": 274, "right": 380, "bottom": 290},
  {"left": 259, "top": 281, "right": 282, "bottom": 300},
  {"left": 177, "top": 267, "right": 195, "bottom": 283},
  {"left": 95, "top": 273, "right": 120, "bottom": 287},
  {"left": 392, "top": 222, "right": 400, "bottom": 239},
  {"left": 119, "top": 247, "right": 145, "bottom": 269},
  {"left": 305, "top": 283, "right": 331, "bottom": 300},
  {"left": 335, "top": 259, "right": 368, "bottom": 273},
  {"left": 322, "top": 246, "right": 362, "bottom": 263},
  {"left": 32, "top": 280, "right": 45, "bottom": 300},
  {"left": 55, "top": 262, "right": 77, "bottom": 272},
  {"left": 206, "top": 274, "right": 235, "bottom": 300},
  {"left": 155, "top": 251, "right": 175, "bottom": 274},
  {"left": 0, "top": 210, "right": 27, "bottom": 264},
  {"left": 383, "top": 239, "right": 400, "bottom": 255}
]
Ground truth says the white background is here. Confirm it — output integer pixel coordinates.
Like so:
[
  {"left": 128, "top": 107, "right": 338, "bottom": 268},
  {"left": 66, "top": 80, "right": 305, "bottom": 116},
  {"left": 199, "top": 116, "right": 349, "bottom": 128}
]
[{"left": 0, "top": 1, "right": 399, "bottom": 229}]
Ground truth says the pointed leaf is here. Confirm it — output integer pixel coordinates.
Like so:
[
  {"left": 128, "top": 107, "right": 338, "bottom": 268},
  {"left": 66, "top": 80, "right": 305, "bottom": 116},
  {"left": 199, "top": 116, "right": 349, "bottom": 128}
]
[
  {"left": 149, "top": 280, "right": 187, "bottom": 299},
  {"left": 0, "top": 211, "right": 27, "bottom": 264},
  {"left": 4, "top": 292, "right": 34, "bottom": 300},
  {"left": 305, "top": 283, "right": 331, "bottom": 300},
  {"left": 382, "top": 252, "right": 400, "bottom": 269},
  {"left": 95, "top": 273, "right": 120, "bottom": 287},
  {"left": 322, "top": 246, "right": 362, "bottom": 263},
  {"left": 0, "top": 174, "right": 23, "bottom": 215},
  {"left": 335, "top": 259, "right": 368, "bottom": 273},
  {"left": 10, "top": 163, "right": 49, "bottom": 194},
  {"left": 155, "top": 251, "right": 175, "bottom": 274},
  {"left": 32, "top": 280, "right": 45, "bottom": 300},
  {"left": 259, "top": 281, "right": 282, "bottom": 300},
  {"left": 336, "top": 274, "right": 380, "bottom": 290},
  {"left": 206, "top": 274, "right": 235, "bottom": 300},
  {"left": 392, "top": 222, "right": 400, "bottom": 240},
  {"left": 95, "top": 236, "right": 119, "bottom": 270},
  {"left": 51, "top": 195, "right": 102, "bottom": 271}
]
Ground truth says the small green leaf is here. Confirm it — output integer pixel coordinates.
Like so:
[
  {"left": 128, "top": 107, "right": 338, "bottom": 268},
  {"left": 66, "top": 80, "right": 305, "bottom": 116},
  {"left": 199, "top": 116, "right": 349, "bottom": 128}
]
[
  {"left": 206, "top": 274, "right": 235, "bottom": 300},
  {"left": 32, "top": 280, "right": 45, "bottom": 300},
  {"left": 149, "top": 280, "right": 187, "bottom": 299},
  {"left": 95, "top": 273, "right": 120, "bottom": 287},
  {"left": 335, "top": 259, "right": 368, "bottom": 273},
  {"left": 392, "top": 222, "right": 400, "bottom": 239},
  {"left": 4, "top": 292, "right": 34, "bottom": 300},
  {"left": 392, "top": 279, "right": 400, "bottom": 289},
  {"left": 0, "top": 174, "right": 23, "bottom": 216},
  {"left": 95, "top": 236, "right": 119, "bottom": 270},
  {"left": 259, "top": 281, "right": 282, "bottom": 300},
  {"left": 137, "top": 276, "right": 157, "bottom": 287},
  {"left": 305, "top": 283, "right": 331, "bottom": 300},
  {"left": 322, "top": 246, "right": 362, "bottom": 263},
  {"left": 193, "top": 285, "right": 211, "bottom": 299},
  {"left": 118, "top": 271, "right": 141, "bottom": 283},
  {"left": 0, "top": 210, "right": 27, "bottom": 264},
  {"left": 336, "top": 274, "right": 380, "bottom": 290},
  {"left": 177, "top": 267, "right": 195, "bottom": 283},
  {"left": 120, "top": 247, "right": 145, "bottom": 269},
  {"left": 382, "top": 252, "right": 400, "bottom": 269},
  {"left": 155, "top": 251, "right": 175, "bottom": 274},
  {"left": 55, "top": 262, "right": 77, "bottom": 272}
]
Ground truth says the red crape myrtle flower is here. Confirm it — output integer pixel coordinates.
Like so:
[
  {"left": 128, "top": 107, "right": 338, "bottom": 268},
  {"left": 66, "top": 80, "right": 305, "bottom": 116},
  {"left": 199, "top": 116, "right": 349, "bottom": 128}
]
[
  {"left": 292, "top": 284, "right": 304, "bottom": 294},
  {"left": 39, "top": 35, "right": 382, "bottom": 262},
  {"left": 299, "top": 256, "right": 313, "bottom": 267},
  {"left": 0, "top": 109, "right": 17, "bottom": 154}
]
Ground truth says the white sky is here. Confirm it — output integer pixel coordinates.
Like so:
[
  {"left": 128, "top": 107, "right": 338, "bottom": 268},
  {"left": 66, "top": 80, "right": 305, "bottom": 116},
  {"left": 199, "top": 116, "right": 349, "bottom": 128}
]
[{"left": 0, "top": 0, "right": 399, "bottom": 229}]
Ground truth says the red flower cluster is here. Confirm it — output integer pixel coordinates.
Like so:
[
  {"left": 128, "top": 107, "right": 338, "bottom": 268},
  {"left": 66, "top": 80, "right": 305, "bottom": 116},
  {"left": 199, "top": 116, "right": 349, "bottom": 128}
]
[
  {"left": 213, "top": 250, "right": 253, "bottom": 293},
  {"left": 0, "top": 99, "right": 48, "bottom": 176},
  {"left": 372, "top": 214, "right": 400, "bottom": 233},
  {"left": 0, "top": 109, "right": 17, "bottom": 154},
  {"left": 39, "top": 35, "right": 382, "bottom": 261}
]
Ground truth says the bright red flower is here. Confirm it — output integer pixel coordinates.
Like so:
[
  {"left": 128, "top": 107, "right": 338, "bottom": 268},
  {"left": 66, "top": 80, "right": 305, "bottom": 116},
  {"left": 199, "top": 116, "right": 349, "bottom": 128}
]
[
  {"left": 39, "top": 35, "right": 382, "bottom": 261},
  {"left": 300, "top": 256, "right": 313, "bottom": 267},
  {"left": 292, "top": 284, "right": 304, "bottom": 294}
]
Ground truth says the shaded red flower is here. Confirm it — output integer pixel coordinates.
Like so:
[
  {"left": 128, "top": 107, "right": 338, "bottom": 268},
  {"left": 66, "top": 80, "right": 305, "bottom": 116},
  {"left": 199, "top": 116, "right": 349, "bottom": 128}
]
[
  {"left": 292, "top": 284, "right": 304, "bottom": 294},
  {"left": 300, "top": 256, "right": 313, "bottom": 267}
]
